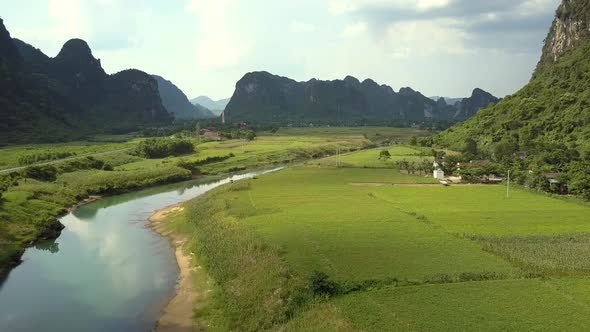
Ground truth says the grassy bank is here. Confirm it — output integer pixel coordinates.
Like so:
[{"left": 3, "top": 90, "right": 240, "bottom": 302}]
[{"left": 164, "top": 145, "right": 590, "bottom": 331}]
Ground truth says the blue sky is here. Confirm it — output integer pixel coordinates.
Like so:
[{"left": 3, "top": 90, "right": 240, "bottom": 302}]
[{"left": 1, "top": 0, "right": 559, "bottom": 99}]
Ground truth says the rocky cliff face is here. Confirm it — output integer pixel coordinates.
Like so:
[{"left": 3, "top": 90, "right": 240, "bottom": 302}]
[
  {"left": 539, "top": 0, "right": 590, "bottom": 67},
  {"left": 225, "top": 71, "right": 468, "bottom": 125}
]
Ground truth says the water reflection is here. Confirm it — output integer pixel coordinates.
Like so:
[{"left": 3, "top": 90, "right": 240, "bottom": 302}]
[{"left": 34, "top": 240, "right": 59, "bottom": 254}]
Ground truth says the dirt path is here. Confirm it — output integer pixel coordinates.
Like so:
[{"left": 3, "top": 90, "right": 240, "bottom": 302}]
[{"left": 149, "top": 205, "right": 199, "bottom": 332}]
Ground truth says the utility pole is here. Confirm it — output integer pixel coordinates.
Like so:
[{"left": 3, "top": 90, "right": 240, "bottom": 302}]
[
  {"left": 196, "top": 122, "right": 201, "bottom": 144},
  {"left": 507, "top": 170, "right": 511, "bottom": 199},
  {"left": 337, "top": 104, "right": 341, "bottom": 168}
]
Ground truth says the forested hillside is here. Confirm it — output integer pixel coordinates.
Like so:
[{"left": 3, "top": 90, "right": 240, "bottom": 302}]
[{"left": 436, "top": 0, "right": 590, "bottom": 197}]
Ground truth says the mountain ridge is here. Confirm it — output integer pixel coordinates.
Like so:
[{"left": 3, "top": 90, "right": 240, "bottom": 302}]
[
  {"left": 224, "top": 71, "right": 497, "bottom": 125},
  {"left": 0, "top": 19, "right": 172, "bottom": 143}
]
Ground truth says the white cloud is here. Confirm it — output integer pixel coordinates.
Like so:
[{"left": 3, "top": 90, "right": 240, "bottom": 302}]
[
  {"left": 289, "top": 21, "right": 317, "bottom": 33},
  {"left": 329, "top": 0, "right": 452, "bottom": 15},
  {"left": 47, "top": 0, "right": 90, "bottom": 37},
  {"left": 516, "top": 0, "right": 558, "bottom": 16},
  {"left": 342, "top": 21, "right": 368, "bottom": 37},
  {"left": 185, "top": 0, "right": 252, "bottom": 70},
  {"left": 383, "top": 19, "right": 468, "bottom": 57}
]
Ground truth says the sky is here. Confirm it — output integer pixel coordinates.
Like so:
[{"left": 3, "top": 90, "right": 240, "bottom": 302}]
[{"left": 1, "top": 0, "right": 560, "bottom": 100}]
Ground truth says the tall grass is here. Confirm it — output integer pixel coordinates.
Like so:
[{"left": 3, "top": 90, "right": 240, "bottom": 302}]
[
  {"left": 469, "top": 233, "right": 590, "bottom": 276},
  {"left": 182, "top": 182, "right": 310, "bottom": 330}
]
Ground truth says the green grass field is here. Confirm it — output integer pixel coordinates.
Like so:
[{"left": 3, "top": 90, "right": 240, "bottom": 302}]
[
  {"left": 314, "top": 145, "right": 433, "bottom": 169},
  {"left": 171, "top": 145, "right": 590, "bottom": 331}
]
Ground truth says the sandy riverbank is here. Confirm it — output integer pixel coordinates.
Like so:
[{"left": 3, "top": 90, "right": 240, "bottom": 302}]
[{"left": 149, "top": 204, "right": 199, "bottom": 332}]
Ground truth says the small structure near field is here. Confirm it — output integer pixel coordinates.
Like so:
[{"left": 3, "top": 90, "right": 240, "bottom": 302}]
[
  {"left": 201, "top": 129, "right": 222, "bottom": 141},
  {"left": 433, "top": 160, "right": 445, "bottom": 179},
  {"left": 433, "top": 168, "right": 445, "bottom": 179},
  {"left": 484, "top": 175, "right": 504, "bottom": 183},
  {"left": 544, "top": 172, "right": 568, "bottom": 194}
]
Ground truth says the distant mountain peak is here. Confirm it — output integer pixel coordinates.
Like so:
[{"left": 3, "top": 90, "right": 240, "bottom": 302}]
[
  {"left": 343, "top": 75, "right": 360, "bottom": 85},
  {"left": 52, "top": 38, "right": 106, "bottom": 91},
  {"left": 56, "top": 39, "right": 95, "bottom": 61},
  {"left": 190, "top": 96, "right": 230, "bottom": 115},
  {"left": 152, "top": 74, "right": 215, "bottom": 120},
  {"left": 0, "top": 18, "right": 21, "bottom": 66}
]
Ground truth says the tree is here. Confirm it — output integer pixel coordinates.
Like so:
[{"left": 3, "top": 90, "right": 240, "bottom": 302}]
[
  {"left": 379, "top": 150, "right": 391, "bottom": 160},
  {"left": 407, "top": 161, "right": 416, "bottom": 174},
  {"left": 420, "top": 159, "right": 434, "bottom": 175},
  {"left": 463, "top": 138, "right": 478, "bottom": 160},
  {"left": 441, "top": 154, "right": 462, "bottom": 176},
  {"left": 409, "top": 136, "right": 418, "bottom": 146},
  {"left": 245, "top": 130, "right": 257, "bottom": 141},
  {"left": 494, "top": 139, "right": 519, "bottom": 162},
  {"left": 432, "top": 149, "right": 446, "bottom": 161},
  {"left": 22, "top": 165, "right": 58, "bottom": 181}
]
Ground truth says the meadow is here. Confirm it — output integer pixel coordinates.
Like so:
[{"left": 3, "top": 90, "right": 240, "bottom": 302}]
[
  {"left": 313, "top": 145, "right": 434, "bottom": 169},
  {"left": 168, "top": 145, "right": 590, "bottom": 331}
]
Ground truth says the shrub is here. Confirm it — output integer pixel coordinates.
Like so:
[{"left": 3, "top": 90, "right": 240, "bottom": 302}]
[
  {"left": 134, "top": 138, "right": 195, "bottom": 159},
  {"left": 378, "top": 150, "right": 391, "bottom": 160},
  {"left": 310, "top": 271, "right": 340, "bottom": 297},
  {"left": 22, "top": 165, "right": 58, "bottom": 181}
]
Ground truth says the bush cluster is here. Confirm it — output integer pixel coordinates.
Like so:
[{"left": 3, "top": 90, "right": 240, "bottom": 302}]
[{"left": 133, "top": 138, "right": 195, "bottom": 159}]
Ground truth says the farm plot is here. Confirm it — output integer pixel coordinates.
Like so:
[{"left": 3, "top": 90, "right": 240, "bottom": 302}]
[
  {"left": 316, "top": 145, "right": 433, "bottom": 169},
  {"left": 370, "top": 185, "right": 590, "bottom": 236},
  {"left": 223, "top": 168, "right": 517, "bottom": 283}
]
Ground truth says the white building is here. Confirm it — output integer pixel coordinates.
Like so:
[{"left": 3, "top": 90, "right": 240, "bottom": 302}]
[{"left": 433, "top": 168, "right": 445, "bottom": 179}]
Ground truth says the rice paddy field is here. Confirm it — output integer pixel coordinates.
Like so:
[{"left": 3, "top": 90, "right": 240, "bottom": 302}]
[
  {"left": 172, "top": 144, "right": 590, "bottom": 331},
  {"left": 313, "top": 145, "right": 434, "bottom": 168}
]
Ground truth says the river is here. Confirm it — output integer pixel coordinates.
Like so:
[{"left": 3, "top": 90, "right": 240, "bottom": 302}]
[{"left": 0, "top": 168, "right": 281, "bottom": 332}]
